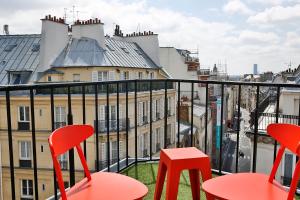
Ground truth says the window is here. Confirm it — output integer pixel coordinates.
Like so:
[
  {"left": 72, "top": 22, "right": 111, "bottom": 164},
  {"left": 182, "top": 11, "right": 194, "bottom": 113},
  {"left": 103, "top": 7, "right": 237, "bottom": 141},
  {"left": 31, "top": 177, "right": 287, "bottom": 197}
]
[
  {"left": 120, "top": 71, "right": 129, "bottom": 80},
  {"left": 55, "top": 106, "right": 66, "bottom": 129},
  {"left": 138, "top": 72, "right": 143, "bottom": 79},
  {"left": 150, "top": 72, "right": 155, "bottom": 79},
  {"left": 101, "top": 141, "right": 123, "bottom": 167},
  {"left": 92, "top": 71, "right": 115, "bottom": 82},
  {"left": 138, "top": 102, "right": 148, "bottom": 125},
  {"left": 19, "top": 106, "right": 30, "bottom": 122},
  {"left": 48, "top": 76, "right": 52, "bottom": 82},
  {"left": 98, "top": 71, "right": 108, "bottom": 81},
  {"left": 20, "top": 141, "right": 31, "bottom": 160},
  {"left": 21, "top": 179, "right": 33, "bottom": 198},
  {"left": 4, "top": 44, "right": 17, "bottom": 52},
  {"left": 12, "top": 74, "right": 21, "bottom": 84},
  {"left": 121, "top": 47, "right": 129, "bottom": 53},
  {"left": 156, "top": 99, "right": 160, "bottom": 119},
  {"left": 31, "top": 44, "right": 40, "bottom": 52},
  {"left": 106, "top": 44, "right": 114, "bottom": 51},
  {"left": 73, "top": 74, "right": 80, "bottom": 82},
  {"left": 58, "top": 153, "right": 68, "bottom": 170},
  {"left": 98, "top": 105, "right": 122, "bottom": 132}
]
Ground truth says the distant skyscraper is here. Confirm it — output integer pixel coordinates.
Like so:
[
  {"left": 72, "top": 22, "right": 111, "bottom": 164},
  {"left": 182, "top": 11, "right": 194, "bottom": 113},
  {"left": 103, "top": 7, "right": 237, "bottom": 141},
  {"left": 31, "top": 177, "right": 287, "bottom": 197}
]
[{"left": 253, "top": 64, "right": 258, "bottom": 75}]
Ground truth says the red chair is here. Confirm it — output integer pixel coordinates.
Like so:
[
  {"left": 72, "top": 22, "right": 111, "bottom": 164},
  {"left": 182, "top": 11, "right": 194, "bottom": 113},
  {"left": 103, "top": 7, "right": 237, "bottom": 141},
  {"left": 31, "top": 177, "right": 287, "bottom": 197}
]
[
  {"left": 202, "top": 123, "right": 300, "bottom": 200},
  {"left": 48, "top": 125, "right": 148, "bottom": 200},
  {"left": 154, "top": 147, "right": 212, "bottom": 200}
]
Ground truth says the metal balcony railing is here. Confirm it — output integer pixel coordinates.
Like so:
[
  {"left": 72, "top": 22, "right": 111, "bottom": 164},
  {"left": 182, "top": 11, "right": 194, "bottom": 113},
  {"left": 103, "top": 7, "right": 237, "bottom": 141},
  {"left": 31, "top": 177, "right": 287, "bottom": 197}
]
[{"left": 1, "top": 79, "right": 300, "bottom": 199}]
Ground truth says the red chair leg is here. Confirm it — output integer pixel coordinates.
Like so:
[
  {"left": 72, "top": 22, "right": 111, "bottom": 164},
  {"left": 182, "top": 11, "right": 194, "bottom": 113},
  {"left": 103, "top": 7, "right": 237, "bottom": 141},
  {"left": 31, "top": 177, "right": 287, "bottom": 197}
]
[
  {"left": 154, "top": 162, "right": 167, "bottom": 200},
  {"left": 189, "top": 169, "right": 200, "bottom": 200},
  {"left": 166, "top": 169, "right": 181, "bottom": 200}
]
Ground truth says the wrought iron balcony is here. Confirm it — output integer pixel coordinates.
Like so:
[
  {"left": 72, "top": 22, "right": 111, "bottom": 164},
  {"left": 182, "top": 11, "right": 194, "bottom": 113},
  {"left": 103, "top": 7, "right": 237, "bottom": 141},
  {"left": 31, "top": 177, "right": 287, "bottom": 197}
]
[{"left": 1, "top": 79, "right": 300, "bottom": 199}]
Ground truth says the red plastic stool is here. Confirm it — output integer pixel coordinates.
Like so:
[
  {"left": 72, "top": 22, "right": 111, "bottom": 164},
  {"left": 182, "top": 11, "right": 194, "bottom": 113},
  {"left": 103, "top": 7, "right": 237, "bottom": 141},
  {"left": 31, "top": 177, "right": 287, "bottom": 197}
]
[{"left": 154, "top": 147, "right": 212, "bottom": 200}]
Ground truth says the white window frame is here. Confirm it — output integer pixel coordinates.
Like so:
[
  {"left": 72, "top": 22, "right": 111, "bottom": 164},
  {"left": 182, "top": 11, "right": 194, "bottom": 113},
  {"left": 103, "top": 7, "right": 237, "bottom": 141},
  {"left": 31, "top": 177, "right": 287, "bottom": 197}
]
[
  {"left": 58, "top": 152, "right": 68, "bottom": 169},
  {"left": 54, "top": 106, "right": 66, "bottom": 123},
  {"left": 149, "top": 72, "right": 155, "bottom": 79},
  {"left": 21, "top": 179, "right": 33, "bottom": 198},
  {"left": 138, "top": 72, "right": 143, "bottom": 79},
  {"left": 101, "top": 141, "right": 123, "bottom": 163},
  {"left": 18, "top": 106, "right": 30, "bottom": 122},
  {"left": 98, "top": 71, "right": 109, "bottom": 81},
  {"left": 19, "top": 141, "right": 31, "bottom": 160},
  {"left": 73, "top": 74, "right": 80, "bottom": 82}
]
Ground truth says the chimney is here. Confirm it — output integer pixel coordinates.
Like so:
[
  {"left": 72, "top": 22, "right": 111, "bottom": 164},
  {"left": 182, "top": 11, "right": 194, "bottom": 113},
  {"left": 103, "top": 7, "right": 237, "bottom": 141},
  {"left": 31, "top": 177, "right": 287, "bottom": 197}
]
[
  {"left": 72, "top": 18, "right": 105, "bottom": 49},
  {"left": 3, "top": 24, "right": 9, "bottom": 35},
  {"left": 39, "top": 15, "right": 69, "bottom": 72}
]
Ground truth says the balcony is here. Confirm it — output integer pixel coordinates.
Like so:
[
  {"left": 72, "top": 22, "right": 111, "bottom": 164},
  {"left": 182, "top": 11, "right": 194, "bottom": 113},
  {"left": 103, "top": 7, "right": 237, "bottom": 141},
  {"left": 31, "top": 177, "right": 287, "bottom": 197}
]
[
  {"left": 1, "top": 79, "right": 300, "bottom": 199},
  {"left": 94, "top": 119, "right": 128, "bottom": 133}
]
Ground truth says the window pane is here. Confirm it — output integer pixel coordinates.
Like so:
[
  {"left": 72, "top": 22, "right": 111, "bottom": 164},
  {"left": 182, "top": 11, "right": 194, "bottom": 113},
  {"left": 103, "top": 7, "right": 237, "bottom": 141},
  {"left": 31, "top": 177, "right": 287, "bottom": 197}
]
[
  {"left": 25, "top": 106, "right": 30, "bottom": 121},
  {"left": 19, "top": 107, "right": 24, "bottom": 121},
  {"left": 103, "top": 72, "right": 108, "bottom": 81}
]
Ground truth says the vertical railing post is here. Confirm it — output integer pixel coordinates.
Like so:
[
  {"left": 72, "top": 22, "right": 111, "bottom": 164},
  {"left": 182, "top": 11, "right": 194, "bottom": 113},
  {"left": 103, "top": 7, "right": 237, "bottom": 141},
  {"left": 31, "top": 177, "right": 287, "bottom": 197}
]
[
  {"left": 50, "top": 88, "right": 58, "bottom": 200},
  {"left": 117, "top": 82, "right": 120, "bottom": 172},
  {"left": 204, "top": 83, "right": 209, "bottom": 154},
  {"left": 273, "top": 86, "right": 280, "bottom": 163},
  {"left": 82, "top": 85, "right": 87, "bottom": 159},
  {"left": 5, "top": 90, "right": 15, "bottom": 200},
  {"left": 219, "top": 84, "right": 224, "bottom": 174},
  {"left": 177, "top": 81, "right": 181, "bottom": 148},
  {"left": 235, "top": 85, "right": 241, "bottom": 173},
  {"left": 67, "top": 86, "right": 75, "bottom": 186},
  {"left": 134, "top": 80, "right": 138, "bottom": 163},
  {"left": 106, "top": 83, "right": 110, "bottom": 172},
  {"left": 126, "top": 82, "right": 129, "bottom": 166},
  {"left": 164, "top": 80, "right": 168, "bottom": 148},
  {"left": 30, "top": 89, "right": 39, "bottom": 199},
  {"left": 149, "top": 80, "right": 153, "bottom": 160},
  {"left": 252, "top": 85, "right": 260, "bottom": 172},
  {"left": 190, "top": 82, "right": 194, "bottom": 147},
  {"left": 94, "top": 84, "right": 99, "bottom": 171}
]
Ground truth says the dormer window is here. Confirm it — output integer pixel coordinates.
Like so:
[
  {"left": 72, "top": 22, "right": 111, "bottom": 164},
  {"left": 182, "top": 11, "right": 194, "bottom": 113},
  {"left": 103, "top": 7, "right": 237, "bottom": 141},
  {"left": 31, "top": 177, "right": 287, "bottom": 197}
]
[
  {"left": 106, "top": 44, "right": 114, "bottom": 51},
  {"left": 4, "top": 44, "right": 17, "bottom": 52},
  {"left": 121, "top": 47, "right": 129, "bottom": 53},
  {"left": 31, "top": 44, "right": 40, "bottom": 52}
]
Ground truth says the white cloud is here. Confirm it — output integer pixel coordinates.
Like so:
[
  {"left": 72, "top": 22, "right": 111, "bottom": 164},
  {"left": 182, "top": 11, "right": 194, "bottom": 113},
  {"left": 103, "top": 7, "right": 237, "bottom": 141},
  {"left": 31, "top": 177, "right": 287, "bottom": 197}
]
[
  {"left": 285, "top": 32, "right": 300, "bottom": 47},
  {"left": 248, "top": 4, "right": 300, "bottom": 24},
  {"left": 0, "top": 0, "right": 299, "bottom": 74},
  {"left": 247, "top": 0, "right": 300, "bottom": 6},
  {"left": 238, "top": 30, "right": 280, "bottom": 44},
  {"left": 223, "top": 0, "right": 254, "bottom": 15}
]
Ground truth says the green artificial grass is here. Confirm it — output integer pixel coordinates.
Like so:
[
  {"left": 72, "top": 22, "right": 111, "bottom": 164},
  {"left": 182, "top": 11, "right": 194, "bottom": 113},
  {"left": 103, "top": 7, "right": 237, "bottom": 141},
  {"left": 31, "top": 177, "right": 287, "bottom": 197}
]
[
  {"left": 121, "top": 162, "right": 208, "bottom": 200},
  {"left": 122, "top": 162, "right": 300, "bottom": 200}
]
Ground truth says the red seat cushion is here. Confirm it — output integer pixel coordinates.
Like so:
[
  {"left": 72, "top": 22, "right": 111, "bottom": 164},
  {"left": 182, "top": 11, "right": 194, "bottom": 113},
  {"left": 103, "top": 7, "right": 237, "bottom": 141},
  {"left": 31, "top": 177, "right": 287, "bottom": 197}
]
[
  {"left": 202, "top": 173, "right": 293, "bottom": 200},
  {"left": 65, "top": 172, "right": 148, "bottom": 200}
]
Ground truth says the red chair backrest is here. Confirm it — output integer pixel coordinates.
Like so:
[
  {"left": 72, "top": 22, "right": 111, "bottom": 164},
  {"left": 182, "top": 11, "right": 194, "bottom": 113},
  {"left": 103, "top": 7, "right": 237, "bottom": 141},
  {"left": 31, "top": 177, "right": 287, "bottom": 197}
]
[
  {"left": 48, "top": 125, "right": 94, "bottom": 200},
  {"left": 267, "top": 123, "right": 300, "bottom": 200}
]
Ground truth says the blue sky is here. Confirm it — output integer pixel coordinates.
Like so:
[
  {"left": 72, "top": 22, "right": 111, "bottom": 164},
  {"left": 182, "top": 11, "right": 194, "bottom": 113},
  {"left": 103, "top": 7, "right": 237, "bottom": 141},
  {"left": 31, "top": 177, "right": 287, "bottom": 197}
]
[{"left": 0, "top": 0, "right": 300, "bottom": 74}]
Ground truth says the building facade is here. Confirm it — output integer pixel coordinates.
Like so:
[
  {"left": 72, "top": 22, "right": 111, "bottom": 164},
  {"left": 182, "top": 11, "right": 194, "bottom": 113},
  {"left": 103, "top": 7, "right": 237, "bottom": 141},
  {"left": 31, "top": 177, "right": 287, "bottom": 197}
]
[{"left": 0, "top": 16, "right": 177, "bottom": 199}]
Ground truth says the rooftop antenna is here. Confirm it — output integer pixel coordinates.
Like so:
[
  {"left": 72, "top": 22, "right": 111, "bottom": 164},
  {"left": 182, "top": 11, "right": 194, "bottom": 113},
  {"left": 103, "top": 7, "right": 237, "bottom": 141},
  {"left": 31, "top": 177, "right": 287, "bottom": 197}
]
[{"left": 63, "top": 8, "right": 68, "bottom": 22}]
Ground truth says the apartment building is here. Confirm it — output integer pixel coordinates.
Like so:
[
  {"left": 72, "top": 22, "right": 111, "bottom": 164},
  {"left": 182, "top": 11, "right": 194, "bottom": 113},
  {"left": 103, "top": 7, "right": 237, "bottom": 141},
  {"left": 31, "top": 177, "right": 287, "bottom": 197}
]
[{"left": 0, "top": 15, "right": 176, "bottom": 199}]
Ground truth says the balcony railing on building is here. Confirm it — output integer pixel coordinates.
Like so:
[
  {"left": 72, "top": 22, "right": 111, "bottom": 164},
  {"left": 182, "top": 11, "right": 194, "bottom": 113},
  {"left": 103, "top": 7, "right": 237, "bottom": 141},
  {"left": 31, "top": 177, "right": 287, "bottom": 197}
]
[{"left": 2, "top": 79, "right": 300, "bottom": 200}]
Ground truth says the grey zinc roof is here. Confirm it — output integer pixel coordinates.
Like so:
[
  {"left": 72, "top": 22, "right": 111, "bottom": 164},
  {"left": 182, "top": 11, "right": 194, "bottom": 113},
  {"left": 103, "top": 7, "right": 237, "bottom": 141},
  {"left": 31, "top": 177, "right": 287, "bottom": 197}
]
[
  {"left": 52, "top": 37, "right": 158, "bottom": 69},
  {"left": 0, "top": 34, "right": 40, "bottom": 84}
]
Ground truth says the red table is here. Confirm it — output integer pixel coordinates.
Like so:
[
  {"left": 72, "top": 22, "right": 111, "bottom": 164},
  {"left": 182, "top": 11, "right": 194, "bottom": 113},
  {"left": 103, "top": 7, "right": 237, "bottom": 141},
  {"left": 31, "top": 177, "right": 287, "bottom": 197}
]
[{"left": 154, "top": 147, "right": 212, "bottom": 200}]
